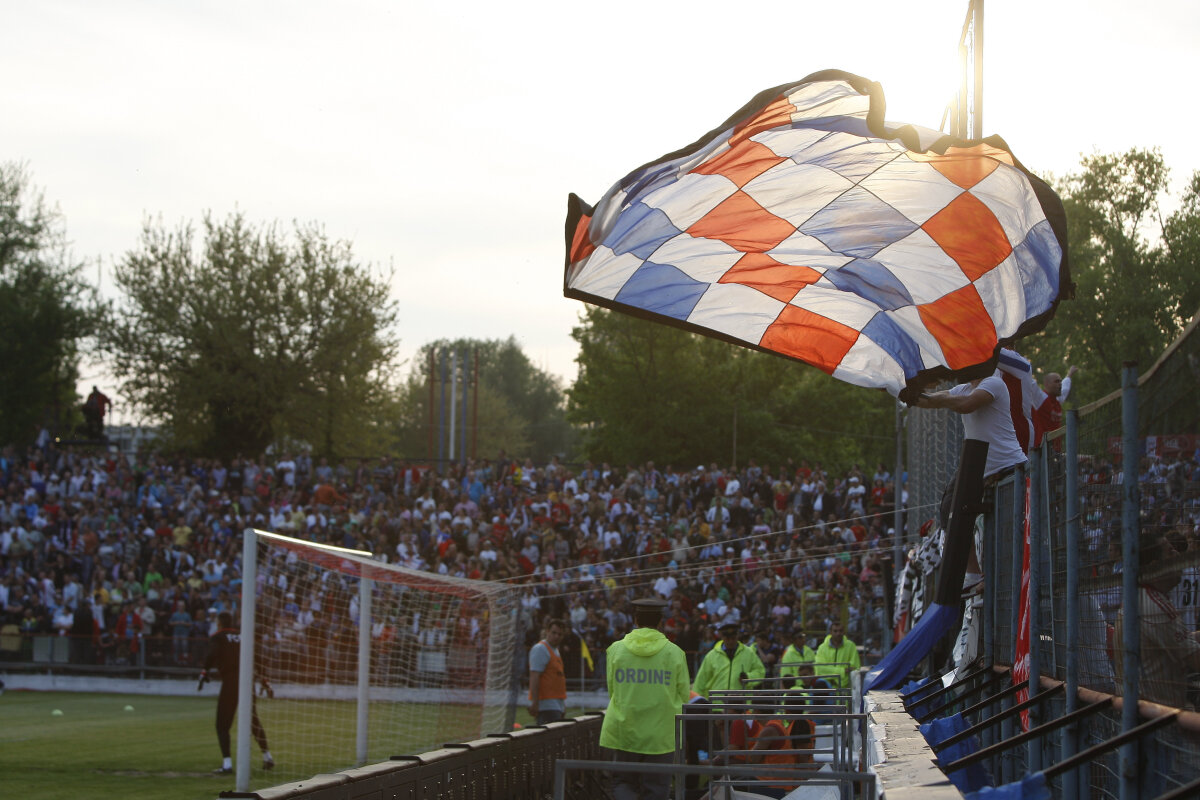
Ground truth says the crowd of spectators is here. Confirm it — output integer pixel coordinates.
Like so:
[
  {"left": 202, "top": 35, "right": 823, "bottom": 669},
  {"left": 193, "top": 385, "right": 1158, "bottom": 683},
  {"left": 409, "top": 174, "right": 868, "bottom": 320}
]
[
  {"left": 0, "top": 439, "right": 905, "bottom": 679},
  {"left": 1075, "top": 449, "right": 1200, "bottom": 626},
  {"left": 2, "top": 431, "right": 1198, "bottom": 697}
]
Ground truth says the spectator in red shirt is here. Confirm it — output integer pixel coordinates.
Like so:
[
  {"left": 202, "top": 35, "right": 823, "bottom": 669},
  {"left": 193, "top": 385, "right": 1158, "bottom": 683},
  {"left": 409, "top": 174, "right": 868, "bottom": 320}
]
[{"left": 1033, "top": 365, "right": 1078, "bottom": 447}]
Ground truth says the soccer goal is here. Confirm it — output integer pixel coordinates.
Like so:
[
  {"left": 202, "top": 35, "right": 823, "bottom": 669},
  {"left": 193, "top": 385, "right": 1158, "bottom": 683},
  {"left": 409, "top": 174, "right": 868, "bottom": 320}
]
[{"left": 232, "top": 529, "right": 523, "bottom": 789}]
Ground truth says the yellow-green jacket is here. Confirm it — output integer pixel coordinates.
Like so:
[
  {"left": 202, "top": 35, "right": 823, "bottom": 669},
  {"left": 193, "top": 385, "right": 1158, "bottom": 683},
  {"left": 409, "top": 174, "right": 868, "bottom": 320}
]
[
  {"left": 691, "top": 640, "right": 765, "bottom": 699},
  {"left": 778, "top": 643, "right": 816, "bottom": 688},
  {"left": 600, "top": 627, "right": 691, "bottom": 754},
  {"left": 814, "top": 635, "right": 860, "bottom": 689}
]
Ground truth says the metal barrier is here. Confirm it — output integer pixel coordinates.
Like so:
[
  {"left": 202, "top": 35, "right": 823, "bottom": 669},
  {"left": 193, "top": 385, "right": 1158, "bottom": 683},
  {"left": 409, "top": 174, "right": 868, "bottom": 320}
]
[
  {"left": 216, "top": 713, "right": 604, "bottom": 800},
  {"left": 900, "top": 308, "right": 1200, "bottom": 798},
  {"left": 553, "top": 759, "right": 877, "bottom": 800},
  {"left": 0, "top": 631, "right": 215, "bottom": 676},
  {"left": 671, "top": 688, "right": 868, "bottom": 799}
]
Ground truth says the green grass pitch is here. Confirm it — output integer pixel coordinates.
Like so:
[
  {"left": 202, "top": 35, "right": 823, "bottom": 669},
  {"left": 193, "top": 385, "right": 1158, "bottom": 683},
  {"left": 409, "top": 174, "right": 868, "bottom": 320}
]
[
  {"left": 0, "top": 690, "right": 555, "bottom": 800},
  {"left": 1, "top": 691, "right": 229, "bottom": 800}
]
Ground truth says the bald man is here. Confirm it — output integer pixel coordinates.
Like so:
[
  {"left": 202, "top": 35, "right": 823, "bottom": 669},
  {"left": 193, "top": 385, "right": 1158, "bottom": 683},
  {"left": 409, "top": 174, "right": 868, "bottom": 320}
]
[{"left": 1033, "top": 365, "right": 1077, "bottom": 447}]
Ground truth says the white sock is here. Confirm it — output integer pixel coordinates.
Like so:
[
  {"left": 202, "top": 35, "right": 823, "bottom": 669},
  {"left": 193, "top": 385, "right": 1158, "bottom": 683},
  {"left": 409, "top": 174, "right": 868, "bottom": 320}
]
[
  {"left": 223, "top": 757, "right": 232, "bottom": 769},
  {"left": 263, "top": 751, "right": 273, "bottom": 761}
]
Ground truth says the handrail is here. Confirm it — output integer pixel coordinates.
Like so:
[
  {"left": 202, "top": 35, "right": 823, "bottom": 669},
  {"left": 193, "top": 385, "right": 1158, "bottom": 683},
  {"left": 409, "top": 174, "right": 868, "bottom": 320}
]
[
  {"left": 904, "top": 663, "right": 999, "bottom": 707},
  {"left": 932, "top": 686, "right": 1064, "bottom": 763},
  {"left": 942, "top": 698, "right": 1115, "bottom": 773},
  {"left": 1043, "top": 712, "right": 1178, "bottom": 779},
  {"left": 914, "top": 668, "right": 1011, "bottom": 722},
  {"left": 932, "top": 682, "right": 1045, "bottom": 749}
]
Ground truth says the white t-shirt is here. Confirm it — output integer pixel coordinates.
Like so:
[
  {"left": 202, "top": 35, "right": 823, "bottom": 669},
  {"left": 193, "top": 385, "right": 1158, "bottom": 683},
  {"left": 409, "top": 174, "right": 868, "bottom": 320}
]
[
  {"left": 653, "top": 574, "right": 677, "bottom": 598},
  {"left": 950, "top": 373, "right": 1026, "bottom": 477},
  {"left": 603, "top": 528, "right": 622, "bottom": 552}
]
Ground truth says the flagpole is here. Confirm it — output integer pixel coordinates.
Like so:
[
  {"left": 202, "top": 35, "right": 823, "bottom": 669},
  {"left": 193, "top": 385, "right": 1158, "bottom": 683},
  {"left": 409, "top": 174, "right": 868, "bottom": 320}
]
[
  {"left": 953, "top": 0, "right": 983, "bottom": 140},
  {"left": 973, "top": 0, "right": 984, "bottom": 139}
]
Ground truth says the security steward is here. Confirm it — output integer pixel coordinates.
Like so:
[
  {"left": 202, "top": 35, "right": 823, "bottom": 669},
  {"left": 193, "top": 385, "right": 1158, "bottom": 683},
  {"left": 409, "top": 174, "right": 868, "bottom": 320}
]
[
  {"left": 692, "top": 621, "right": 765, "bottom": 700},
  {"left": 600, "top": 597, "right": 691, "bottom": 800},
  {"left": 777, "top": 627, "right": 816, "bottom": 690},
  {"left": 813, "top": 621, "right": 860, "bottom": 690}
]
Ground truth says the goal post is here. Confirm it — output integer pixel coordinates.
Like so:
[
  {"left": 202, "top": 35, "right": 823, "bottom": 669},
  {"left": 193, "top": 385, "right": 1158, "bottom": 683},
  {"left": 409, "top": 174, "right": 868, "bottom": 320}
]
[{"left": 234, "top": 528, "right": 523, "bottom": 791}]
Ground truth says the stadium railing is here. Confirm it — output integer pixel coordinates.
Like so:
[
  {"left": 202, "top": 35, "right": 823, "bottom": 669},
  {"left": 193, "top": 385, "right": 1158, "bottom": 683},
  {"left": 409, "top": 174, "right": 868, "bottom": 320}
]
[
  {"left": 903, "top": 306, "right": 1200, "bottom": 798},
  {"left": 0, "top": 631, "right": 212, "bottom": 679}
]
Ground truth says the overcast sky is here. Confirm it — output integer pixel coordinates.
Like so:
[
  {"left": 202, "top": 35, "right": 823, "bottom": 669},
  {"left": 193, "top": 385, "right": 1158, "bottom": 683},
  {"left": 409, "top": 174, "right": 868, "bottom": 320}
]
[{"left": 5, "top": 0, "right": 1198, "bottom": 410}]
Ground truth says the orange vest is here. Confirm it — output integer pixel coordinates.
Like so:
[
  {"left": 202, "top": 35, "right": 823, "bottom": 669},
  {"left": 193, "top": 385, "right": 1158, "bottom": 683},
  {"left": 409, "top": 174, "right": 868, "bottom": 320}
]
[
  {"left": 749, "top": 717, "right": 815, "bottom": 783},
  {"left": 749, "top": 719, "right": 795, "bottom": 769},
  {"left": 529, "top": 640, "right": 566, "bottom": 701}
]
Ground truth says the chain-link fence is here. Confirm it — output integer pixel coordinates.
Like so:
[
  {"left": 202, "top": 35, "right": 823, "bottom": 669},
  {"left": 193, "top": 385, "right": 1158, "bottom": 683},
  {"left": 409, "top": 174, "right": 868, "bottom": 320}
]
[
  {"left": 1008, "top": 310, "right": 1199, "bottom": 798},
  {"left": 901, "top": 308, "right": 1200, "bottom": 798},
  {"left": 905, "top": 405, "right": 963, "bottom": 544}
]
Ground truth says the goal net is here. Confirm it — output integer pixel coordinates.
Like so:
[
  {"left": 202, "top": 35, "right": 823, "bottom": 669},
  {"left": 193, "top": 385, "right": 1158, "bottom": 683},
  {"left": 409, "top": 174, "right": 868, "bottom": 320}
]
[{"left": 232, "top": 529, "right": 523, "bottom": 786}]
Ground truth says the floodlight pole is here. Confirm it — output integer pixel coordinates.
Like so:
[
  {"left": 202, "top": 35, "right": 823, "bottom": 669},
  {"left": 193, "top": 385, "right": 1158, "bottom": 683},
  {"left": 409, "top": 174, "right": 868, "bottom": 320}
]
[
  {"left": 449, "top": 350, "right": 458, "bottom": 459},
  {"left": 427, "top": 349, "right": 436, "bottom": 461}
]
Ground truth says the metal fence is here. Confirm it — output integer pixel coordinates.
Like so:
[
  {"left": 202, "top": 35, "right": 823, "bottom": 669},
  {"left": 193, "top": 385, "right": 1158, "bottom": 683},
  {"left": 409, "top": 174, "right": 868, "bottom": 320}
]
[
  {"left": 907, "top": 309, "right": 1200, "bottom": 799},
  {"left": 0, "top": 631, "right": 214, "bottom": 673},
  {"left": 906, "top": 405, "right": 963, "bottom": 543}
]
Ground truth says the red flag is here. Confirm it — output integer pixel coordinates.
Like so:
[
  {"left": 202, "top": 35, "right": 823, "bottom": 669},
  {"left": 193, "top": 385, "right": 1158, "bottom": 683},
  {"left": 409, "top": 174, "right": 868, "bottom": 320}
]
[{"left": 1012, "top": 478, "right": 1032, "bottom": 731}]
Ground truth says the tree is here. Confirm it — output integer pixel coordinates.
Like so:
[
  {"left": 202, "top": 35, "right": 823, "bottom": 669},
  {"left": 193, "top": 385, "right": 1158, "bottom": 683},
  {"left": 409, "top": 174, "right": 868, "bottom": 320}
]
[
  {"left": 1162, "top": 171, "right": 1200, "bottom": 332},
  {"left": 0, "top": 163, "right": 97, "bottom": 446},
  {"left": 567, "top": 306, "right": 894, "bottom": 470},
  {"left": 104, "top": 213, "right": 399, "bottom": 459},
  {"left": 393, "top": 337, "right": 569, "bottom": 464},
  {"left": 1026, "top": 148, "right": 1200, "bottom": 401}
]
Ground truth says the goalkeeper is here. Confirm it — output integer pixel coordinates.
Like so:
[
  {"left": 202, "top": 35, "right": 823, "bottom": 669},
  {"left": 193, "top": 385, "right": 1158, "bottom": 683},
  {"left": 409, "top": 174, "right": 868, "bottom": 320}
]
[{"left": 199, "top": 611, "right": 274, "bottom": 775}]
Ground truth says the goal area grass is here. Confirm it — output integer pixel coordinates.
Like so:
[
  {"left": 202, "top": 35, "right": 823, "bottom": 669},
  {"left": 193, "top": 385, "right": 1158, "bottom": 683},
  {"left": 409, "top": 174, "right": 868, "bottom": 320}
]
[{"left": 0, "top": 690, "right": 553, "bottom": 800}]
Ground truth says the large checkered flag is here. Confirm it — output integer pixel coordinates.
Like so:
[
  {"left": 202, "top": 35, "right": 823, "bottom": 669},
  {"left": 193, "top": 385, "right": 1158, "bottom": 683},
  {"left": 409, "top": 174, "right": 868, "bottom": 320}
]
[{"left": 564, "top": 70, "right": 1069, "bottom": 402}]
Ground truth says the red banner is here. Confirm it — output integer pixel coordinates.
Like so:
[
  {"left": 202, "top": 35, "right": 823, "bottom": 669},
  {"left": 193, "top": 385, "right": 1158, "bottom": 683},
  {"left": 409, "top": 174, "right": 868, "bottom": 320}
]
[
  {"left": 1107, "top": 432, "right": 1199, "bottom": 458},
  {"left": 1011, "top": 478, "right": 1032, "bottom": 731}
]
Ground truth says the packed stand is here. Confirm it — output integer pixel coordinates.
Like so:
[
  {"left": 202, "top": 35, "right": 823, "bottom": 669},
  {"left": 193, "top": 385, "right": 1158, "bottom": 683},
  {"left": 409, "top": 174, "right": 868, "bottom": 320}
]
[
  {"left": 0, "top": 442, "right": 904, "bottom": 686},
  {"left": 1070, "top": 447, "right": 1200, "bottom": 706}
]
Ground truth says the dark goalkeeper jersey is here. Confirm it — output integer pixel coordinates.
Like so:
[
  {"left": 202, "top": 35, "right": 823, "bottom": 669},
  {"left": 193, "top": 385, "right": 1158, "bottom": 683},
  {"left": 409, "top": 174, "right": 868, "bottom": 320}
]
[{"left": 205, "top": 627, "right": 242, "bottom": 682}]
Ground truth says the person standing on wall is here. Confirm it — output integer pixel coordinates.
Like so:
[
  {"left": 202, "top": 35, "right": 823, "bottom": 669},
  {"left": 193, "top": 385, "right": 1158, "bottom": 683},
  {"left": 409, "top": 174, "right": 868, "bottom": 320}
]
[
  {"left": 529, "top": 617, "right": 567, "bottom": 725},
  {"left": 601, "top": 597, "right": 691, "bottom": 800},
  {"left": 913, "top": 369, "right": 1027, "bottom": 592}
]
